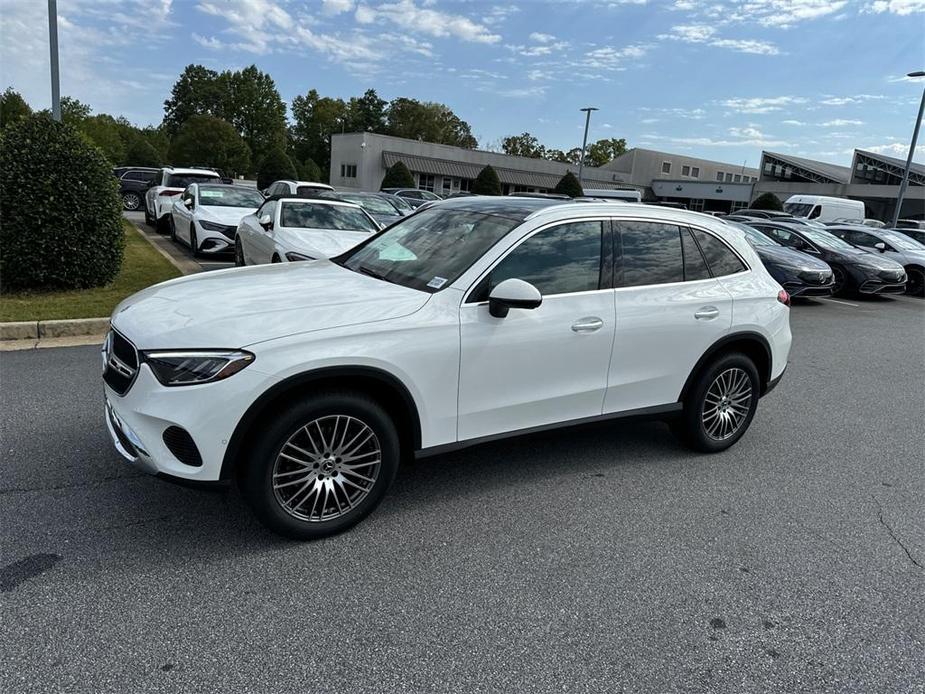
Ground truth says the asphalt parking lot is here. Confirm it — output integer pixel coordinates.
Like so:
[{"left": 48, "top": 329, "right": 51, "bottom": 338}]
[
  {"left": 1, "top": 296, "right": 923, "bottom": 693},
  {"left": 124, "top": 211, "right": 235, "bottom": 273}
]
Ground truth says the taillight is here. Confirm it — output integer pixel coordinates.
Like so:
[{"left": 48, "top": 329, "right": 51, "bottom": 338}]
[
  {"left": 158, "top": 190, "right": 181, "bottom": 197},
  {"left": 777, "top": 289, "right": 791, "bottom": 306}
]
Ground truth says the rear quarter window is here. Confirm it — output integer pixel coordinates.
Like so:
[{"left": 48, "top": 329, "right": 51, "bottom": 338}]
[{"left": 692, "top": 229, "right": 747, "bottom": 276}]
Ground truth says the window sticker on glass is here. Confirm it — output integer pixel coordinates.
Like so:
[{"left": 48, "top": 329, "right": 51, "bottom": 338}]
[
  {"left": 200, "top": 190, "right": 225, "bottom": 198},
  {"left": 426, "top": 276, "right": 448, "bottom": 289},
  {"left": 378, "top": 244, "right": 417, "bottom": 261}
]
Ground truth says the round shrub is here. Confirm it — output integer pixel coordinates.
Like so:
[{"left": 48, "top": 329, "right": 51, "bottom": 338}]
[
  {"left": 554, "top": 170, "right": 583, "bottom": 198},
  {"left": 0, "top": 115, "right": 124, "bottom": 292},
  {"left": 257, "top": 147, "right": 297, "bottom": 190},
  {"left": 751, "top": 192, "right": 783, "bottom": 211},
  {"left": 472, "top": 165, "right": 501, "bottom": 196}
]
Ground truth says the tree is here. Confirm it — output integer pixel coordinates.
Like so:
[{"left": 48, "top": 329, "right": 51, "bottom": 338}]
[
  {"left": 546, "top": 148, "right": 582, "bottom": 165},
  {"left": 298, "top": 157, "right": 323, "bottom": 183},
  {"left": 554, "top": 171, "right": 583, "bottom": 198},
  {"left": 162, "top": 65, "right": 225, "bottom": 136},
  {"left": 290, "top": 88, "right": 348, "bottom": 178},
  {"left": 472, "top": 165, "right": 501, "bottom": 195},
  {"left": 223, "top": 65, "right": 288, "bottom": 158},
  {"left": 501, "top": 132, "right": 546, "bottom": 159},
  {"left": 0, "top": 114, "right": 123, "bottom": 291},
  {"left": 380, "top": 161, "right": 415, "bottom": 189},
  {"left": 124, "top": 136, "right": 162, "bottom": 167},
  {"left": 168, "top": 115, "right": 250, "bottom": 176},
  {"left": 345, "top": 89, "right": 387, "bottom": 133},
  {"left": 585, "top": 138, "right": 627, "bottom": 167},
  {"left": 751, "top": 192, "right": 783, "bottom": 211},
  {"left": 0, "top": 88, "right": 31, "bottom": 129},
  {"left": 59, "top": 96, "right": 91, "bottom": 127},
  {"left": 257, "top": 147, "right": 297, "bottom": 190},
  {"left": 79, "top": 114, "right": 126, "bottom": 164},
  {"left": 386, "top": 97, "right": 478, "bottom": 148}
]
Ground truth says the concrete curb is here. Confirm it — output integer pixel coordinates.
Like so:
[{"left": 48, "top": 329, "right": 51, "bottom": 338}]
[
  {"left": 0, "top": 334, "right": 106, "bottom": 351},
  {"left": 128, "top": 220, "right": 200, "bottom": 275},
  {"left": 1, "top": 317, "right": 109, "bottom": 341}
]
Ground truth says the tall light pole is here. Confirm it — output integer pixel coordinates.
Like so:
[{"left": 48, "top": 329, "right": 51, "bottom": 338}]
[
  {"left": 577, "top": 107, "right": 598, "bottom": 187},
  {"left": 892, "top": 70, "right": 925, "bottom": 228},
  {"left": 48, "top": 0, "right": 61, "bottom": 121}
]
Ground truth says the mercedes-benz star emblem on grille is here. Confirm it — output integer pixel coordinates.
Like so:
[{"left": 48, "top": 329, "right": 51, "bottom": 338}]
[{"left": 108, "top": 353, "right": 136, "bottom": 379}]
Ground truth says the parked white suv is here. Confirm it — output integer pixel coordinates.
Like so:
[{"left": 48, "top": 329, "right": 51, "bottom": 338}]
[
  {"left": 144, "top": 167, "right": 221, "bottom": 232},
  {"left": 103, "top": 198, "right": 791, "bottom": 539}
]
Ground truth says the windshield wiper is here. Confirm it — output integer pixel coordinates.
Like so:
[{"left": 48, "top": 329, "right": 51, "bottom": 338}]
[{"left": 357, "top": 265, "right": 387, "bottom": 281}]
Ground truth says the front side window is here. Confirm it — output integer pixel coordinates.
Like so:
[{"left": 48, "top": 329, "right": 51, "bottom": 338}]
[
  {"left": 619, "top": 221, "right": 684, "bottom": 287},
  {"left": 340, "top": 209, "right": 520, "bottom": 293},
  {"left": 256, "top": 200, "right": 277, "bottom": 222},
  {"left": 692, "top": 229, "right": 747, "bottom": 276},
  {"left": 800, "top": 228, "right": 854, "bottom": 250},
  {"left": 481, "top": 221, "right": 604, "bottom": 297},
  {"left": 339, "top": 194, "right": 400, "bottom": 216},
  {"left": 279, "top": 203, "right": 378, "bottom": 233},
  {"left": 197, "top": 186, "right": 264, "bottom": 208}
]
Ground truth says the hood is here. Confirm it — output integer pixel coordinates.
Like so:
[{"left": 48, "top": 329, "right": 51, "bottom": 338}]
[
  {"left": 111, "top": 260, "right": 429, "bottom": 350},
  {"left": 199, "top": 205, "right": 258, "bottom": 226},
  {"left": 754, "top": 245, "right": 830, "bottom": 270},
  {"left": 276, "top": 226, "right": 373, "bottom": 258},
  {"left": 844, "top": 249, "right": 906, "bottom": 270}
]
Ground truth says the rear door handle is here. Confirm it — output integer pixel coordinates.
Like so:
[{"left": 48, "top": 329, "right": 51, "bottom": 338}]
[
  {"left": 571, "top": 317, "right": 604, "bottom": 333},
  {"left": 694, "top": 306, "right": 720, "bottom": 320}
]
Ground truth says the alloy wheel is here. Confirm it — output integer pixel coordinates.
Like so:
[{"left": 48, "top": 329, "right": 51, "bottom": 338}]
[
  {"left": 122, "top": 192, "right": 141, "bottom": 211},
  {"left": 272, "top": 415, "right": 382, "bottom": 522},
  {"left": 832, "top": 266, "right": 846, "bottom": 295},
  {"left": 701, "top": 367, "right": 753, "bottom": 441}
]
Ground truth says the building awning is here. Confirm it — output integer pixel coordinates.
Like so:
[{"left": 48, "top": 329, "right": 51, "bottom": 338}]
[{"left": 382, "top": 151, "right": 623, "bottom": 189}]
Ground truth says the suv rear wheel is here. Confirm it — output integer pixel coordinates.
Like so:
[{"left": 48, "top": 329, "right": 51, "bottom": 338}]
[
  {"left": 672, "top": 352, "right": 760, "bottom": 453},
  {"left": 242, "top": 392, "right": 400, "bottom": 539},
  {"left": 122, "top": 191, "right": 141, "bottom": 211}
]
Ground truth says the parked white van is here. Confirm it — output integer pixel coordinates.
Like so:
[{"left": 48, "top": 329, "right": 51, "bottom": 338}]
[
  {"left": 583, "top": 188, "right": 643, "bottom": 202},
  {"left": 784, "top": 195, "right": 864, "bottom": 222}
]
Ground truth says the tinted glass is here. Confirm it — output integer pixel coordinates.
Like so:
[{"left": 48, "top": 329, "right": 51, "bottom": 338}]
[
  {"left": 800, "top": 228, "right": 855, "bottom": 250},
  {"left": 256, "top": 200, "right": 276, "bottom": 220},
  {"left": 692, "top": 229, "right": 746, "bottom": 276},
  {"left": 340, "top": 209, "right": 520, "bottom": 293},
  {"left": 681, "top": 228, "right": 711, "bottom": 280},
  {"left": 619, "top": 222, "right": 684, "bottom": 287},
  {"left": 297, "top": 186, "right": 332, "bottom": 197},
  {"left": 197, "top": 186, "right": 264, "bottom": 207},
  {"left": 784, "top": 202, "right": 814, "bottom": 217},
  {"left": 280, "top": 203, "right": 378, "bottom": 232},
  {"left": 167, "top": 173, "right": 219, "bottom": 188},
  {"left": 338, "top": 194, "right": 400, "bottom": 216},
  {"left": 487, "top": 222, "right": 603, "bottom": 296},
  {"left": 881, "top": 230, "right": 924, "bottom": 250}
]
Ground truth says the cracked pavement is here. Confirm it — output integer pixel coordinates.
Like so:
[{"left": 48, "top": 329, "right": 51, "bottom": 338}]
[{"left": 1, "top": 295, "right": 923, "bottom": 693}]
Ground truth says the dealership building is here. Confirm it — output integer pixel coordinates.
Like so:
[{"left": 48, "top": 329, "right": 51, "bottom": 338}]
[{"left": 330, "top": 133, "right": 923, "bottom": 220}]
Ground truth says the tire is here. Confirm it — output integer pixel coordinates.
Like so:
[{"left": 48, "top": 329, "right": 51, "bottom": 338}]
[
  {"left": 189, "top": 226, "right": 199, "bottom": 258},
  {"left": 169, "top": 216, "right": 177, "bottom": 243},
  {"left": 830, "top": 264, "right": 849, "bottom": 297},
  {"left": 235, "top": 239, "right": 245, "bottom": 267},
  {"left": 271, "top": 254, "right": 281, "bottom": 263},
  {"left": 122, "top": 191, "right": 141, "bottom": 211},
  {"left": 905, "top": 266, "right": 924, "bottom": 297},
  {"left": 155, "top": 214, "right": 169, "bottom": 235},
  {"left": 144, "top": 203, "right": 154, "bottom": 227},
  {"left": 671, "top": 352, "right": 760, "bottom": 453},
  {"left": 242, "top": 391, "right": 400, "bottom": 540}
]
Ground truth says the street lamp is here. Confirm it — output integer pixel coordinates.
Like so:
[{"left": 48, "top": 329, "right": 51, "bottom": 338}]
[
  {"left": 577, "top": 107, "right": 598, "bottom": 187},
  {"left": 48, "top": 0, "right": 60, "bottom": 121},
  {"left": 891, "top": 70, "right": 925, "bottom": 228}
]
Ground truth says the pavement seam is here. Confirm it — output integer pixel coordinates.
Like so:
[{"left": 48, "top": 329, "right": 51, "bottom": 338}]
[{"left": 870, "top": 492, "right": 923, "bottom": 569}]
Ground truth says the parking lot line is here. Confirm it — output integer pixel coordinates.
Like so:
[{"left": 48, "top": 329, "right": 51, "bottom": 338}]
[{"left": 818, "top": 297, "right": 860, "bottom": 308}]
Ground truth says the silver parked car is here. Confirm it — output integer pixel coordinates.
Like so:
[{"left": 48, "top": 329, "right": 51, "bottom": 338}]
[{"left": 826, "top": 225, "right": 925, "bottom": 296}]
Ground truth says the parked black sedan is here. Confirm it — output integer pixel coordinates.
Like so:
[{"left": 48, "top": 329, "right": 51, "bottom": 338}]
[
  {"left": 742, "top": 220, "right": 907, "bottom": 297},
  {"left": 726, "top": 221, "right": 834, "bottom": 297}
]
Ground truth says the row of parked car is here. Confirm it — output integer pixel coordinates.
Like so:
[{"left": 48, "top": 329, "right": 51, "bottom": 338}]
[{"left": 113, "top": 165, "right": 924, "bottom": 298}]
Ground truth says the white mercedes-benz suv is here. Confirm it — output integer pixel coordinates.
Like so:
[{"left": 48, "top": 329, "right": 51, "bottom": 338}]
[{"left": 103, "top": 197, "right": 791, "bottom": 539}]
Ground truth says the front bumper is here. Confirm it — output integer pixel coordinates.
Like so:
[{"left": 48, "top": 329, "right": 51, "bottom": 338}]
[
  {"left": 783, "top": 280, "right": 835, "bottom": 298},
  {"left": 858, "top": 280, "right": 907, "bottom": 294}
]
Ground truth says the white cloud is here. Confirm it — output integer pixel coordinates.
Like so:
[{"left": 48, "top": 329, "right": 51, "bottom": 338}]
[
  {"left": 709, "top": 38, "right": 780, "bottom": 54},
  {"left": 820, "top": 119, "right": 864, "bottom": 126},
  {"left": 661, "top": 24, "right": 717, "bottom": 41},
  {"left": 670, "top": 0, "right": 848, "bottom": 27},
  {"left": 863, "top": 0, "right": 925, "bottom": 15},
  {"left": 860, "top": 142, "right": 925, "bottom": 157},
  {"left": 659, "top": 23, "right": 780, "bottom": 54},
  {"left": 782, "top": 119, "right": 807, "bottom": 125},
  {"left": 819, "top": 94, "right": 886, "bottom": 105},
  {"left": 322, "top": 0, "right": 355, "bottom": 14},
  {"left": 728, "top": 126, "right": 765, "bottom": 138},
  {"left": 720, "top": 96, "right": 808, "bottom": 113},
  {"left": 644, "top": 134, "right": 790, "bottom": 147},
  {"left": 529, "top": 32, "right": 556, "bottom": 43},
  {"left": 577, "top": 44, "right": 651, "bottom": 70},
  {"left": 356, "top": 0, "right": 501, "bottom": 43}
]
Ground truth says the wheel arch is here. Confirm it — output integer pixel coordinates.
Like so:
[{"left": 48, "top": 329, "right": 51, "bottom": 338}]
[
  {"left": 679, "top": 331, "right": 773, "bottom": 402},
  {"left": 219, "top": 366, "right": 422, "bottom": 481}
]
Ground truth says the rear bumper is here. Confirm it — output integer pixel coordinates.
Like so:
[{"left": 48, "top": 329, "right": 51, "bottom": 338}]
[{"left": 763, "top": 365, "right": 786, "bottom": 396}]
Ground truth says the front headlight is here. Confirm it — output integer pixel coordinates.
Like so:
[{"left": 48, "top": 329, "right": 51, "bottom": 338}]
[
  {"left": 285, "top": 251, "right": 315, "bottom": 261},
  {"left": 199, "top": 220, "right": 229, "bottom": 232},
  {"left": 142, "top": 350, "right": 254, "bottom": 386}
]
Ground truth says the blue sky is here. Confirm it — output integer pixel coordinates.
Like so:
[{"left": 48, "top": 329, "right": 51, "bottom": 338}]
[{"left": 1, "top": 0, "right": 923, "bottom": 169}]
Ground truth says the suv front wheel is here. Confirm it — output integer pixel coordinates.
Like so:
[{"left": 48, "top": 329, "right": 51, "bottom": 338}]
[
  {"left": 242, "top": 392, "right": 400, "bottom": 539},
  {"left": 672, "top": 352, "right": 760, "bottom": 453}
]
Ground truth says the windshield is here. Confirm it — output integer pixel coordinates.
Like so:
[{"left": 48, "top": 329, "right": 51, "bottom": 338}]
[
  {"left": 800, "top": 228, "right": 854, "bottom": 250},
  {"left": 387, "top": 195, "right": 413, "bottom": 212},
  {"left": 279, "top": 202, "right": 379, "bottom": 232},
  {"left": 784, "top": 202, "right": 815, "bottom": 217},
  {"left": 729, "top": 222, "right": 778, "bottom": 246},
  {"left": 198, "top": 186, "right": 263, "bottom": 208},
  {"left": 339, "top": 194, "right": 401, "bottom": 216},
  {"left": 167, "top": 173, "right": 219, "bottom": 188},
  {"left": 880, "top": 230, "right": 925, "bottom": 251},
  {"left": 340, "top": 208, "right": 520, "bottom": 292}
]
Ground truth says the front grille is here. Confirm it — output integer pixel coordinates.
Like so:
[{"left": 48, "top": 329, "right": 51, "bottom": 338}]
[
  {"left": 162, "top": 427, "right": 203, "bottom": 467},
  {"left": 219, "top": 225, "right": 237, "bottom": 239},
  {"left": 878, "top": 269, "right": 904, "bottom": 281},
  {"left": 798, "top": 270, "right": 832, "bottom": 285},
  {"left": 103, "top": 330, "right": 139, "bottom": 396}
]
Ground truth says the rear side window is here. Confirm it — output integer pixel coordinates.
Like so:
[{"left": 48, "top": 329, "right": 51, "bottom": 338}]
[
  {"left": 486, "top": 221, "right": 604, "bottom": 296},
  {"left": 691, "top": 229, "right": 746, "bottom": 276},
  {"left": 681, "top": 228, "right": 711, "bottom": 281},
  {"left": 618, "top": 222, "right": 684, "bottom": 287}
]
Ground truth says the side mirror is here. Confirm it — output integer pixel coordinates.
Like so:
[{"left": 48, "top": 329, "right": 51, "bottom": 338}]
[
  {"left": 259, "top": 214, "right": 273, "bottom": 230},
  {"left": 183, "top": 198, "right": 193, "bottom": 208},
  {"left": 488, "top": 278, "right": 542, "bottom": 318},
  {"left": 874, "top": 242, "right": 886, "bottom": 252}
]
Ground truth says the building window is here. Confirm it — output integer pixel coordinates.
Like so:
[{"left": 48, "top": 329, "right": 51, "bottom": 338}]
[
  {"left": 691, "top": 167, "right": 700, "bottom": 178},
  {"left": 733, "top": 174, "right": 741, "bottom": 182},
  {"left": 682, "top": 165, "right": 691, "bottom": 177},
  {"left": 764, "top": 162, "right": 773, "bottom": 174},
  {"left": 716, "top": 171, "right": 724, "bottom": 182},
  {"left": 689, "top": 199, "right": 705, "bottom": 212},
  {"left": 661, "top": 161, "right": 672, "bottom": 174},
  {"left": 459, "top": 178, "right": 472, "bottom": 192},
  {"left": 340, "top": 163, "right": 357, "bottom": 178},
  {"left": 418, "top": 174, "right": 435, "bottom": 192},
  {"left": 724, "top": 173, "right": 733, "bottom": 182},
  {"left": 442, "top": 177, "right": 453, "bottom": 195},
  {"left": 731, "top": 201, "right": 747, "bottom": 211}
]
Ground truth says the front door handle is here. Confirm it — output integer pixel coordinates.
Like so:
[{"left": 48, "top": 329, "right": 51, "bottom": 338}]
[
  {"left": 694, "top": 306, "right": 720, "bottom": 320},
  {"left": 571, "top": 317, "right": 604, "bottom": 333}
]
